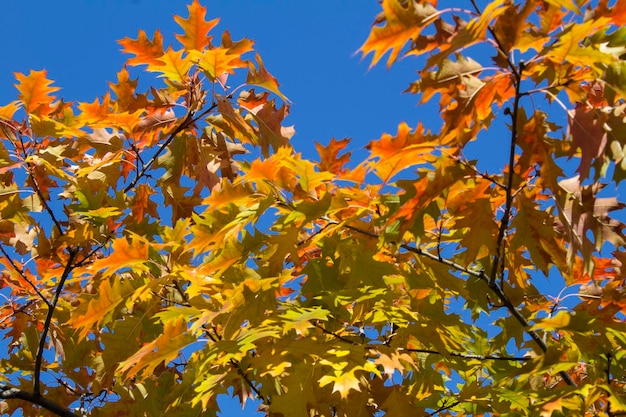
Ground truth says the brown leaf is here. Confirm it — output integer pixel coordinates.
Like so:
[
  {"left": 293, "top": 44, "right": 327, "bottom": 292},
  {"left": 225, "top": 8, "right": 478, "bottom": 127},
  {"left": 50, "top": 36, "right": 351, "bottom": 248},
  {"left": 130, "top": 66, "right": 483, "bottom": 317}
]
[{"left": 567, "top": 103, "right": 609, "bottom": 179}]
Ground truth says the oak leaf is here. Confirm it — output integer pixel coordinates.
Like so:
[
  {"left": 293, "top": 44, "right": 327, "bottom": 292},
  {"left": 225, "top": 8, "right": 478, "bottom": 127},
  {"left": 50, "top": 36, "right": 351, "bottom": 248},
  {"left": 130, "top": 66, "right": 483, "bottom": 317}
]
[
  {"left": 119, "top": 29, "right": 165, "bottom": 67},
  {"left": 359, "top": 0, "right": 438, "bottom": 68},
  {"left": 174, "top": 0, "right": 219, "bottom": 51},
  {"left": 14, "top": 70, "right": 59, "bottom": 116}
]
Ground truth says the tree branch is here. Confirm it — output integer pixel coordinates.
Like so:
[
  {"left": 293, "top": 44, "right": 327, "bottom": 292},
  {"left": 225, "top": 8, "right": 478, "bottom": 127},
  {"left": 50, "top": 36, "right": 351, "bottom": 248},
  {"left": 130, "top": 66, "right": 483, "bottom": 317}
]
[
  {"left": 123, "top": 100, "right": 218, "bottom": 194},
  {"left": 123, "top": 113, "right": 194, "bottom": 193},
  {"left": 33, "top": 247, "right": 79, "bottom": 396},
  {"left": 429, "top": 399, "right": 460, "bottom": 416},
  {"left": 0, "top": 384, "right": 78, "bottom": 417},
  {"left": 313, "top": 322, "right": 531, "bottom": 362},
  {"left": 332, "top": 221, "right": 578, "bottom": 386},
  {"left": 15, "top": 129, "right": 65, "bottom": 236},
  {"left": 229, "top": 358, "right": 268, "bottom": 405}
]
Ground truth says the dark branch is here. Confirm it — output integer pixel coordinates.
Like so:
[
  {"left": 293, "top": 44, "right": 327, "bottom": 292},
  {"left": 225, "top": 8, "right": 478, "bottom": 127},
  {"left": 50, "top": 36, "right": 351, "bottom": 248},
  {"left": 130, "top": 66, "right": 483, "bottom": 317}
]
[
  {"left": 429, "top": 400, "right": 461, "bottom": 416},
  {"left": 34, "top": 247, "right": 79, "bottom": 396},
  {"left": 123, "top": 113, "right": 194, "bottom": 193},
  {"left": 229, "top": 359, "right": 268, "bottom": 405},
  {"left": 0, "top": 384, "right": 79, "bottom": 417},
  {"left": 123, "top": 100, "right": 218, "bottom": 194},
  {"left": 313, "top": 321, "right": 531, "bottom": 362}
]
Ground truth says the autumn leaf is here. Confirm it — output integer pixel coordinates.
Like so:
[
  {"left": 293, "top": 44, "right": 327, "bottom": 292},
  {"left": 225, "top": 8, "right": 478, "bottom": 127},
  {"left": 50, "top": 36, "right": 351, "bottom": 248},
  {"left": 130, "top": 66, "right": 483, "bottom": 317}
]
[
  {"left": 567, "top": 103, "right": 608, "bottom": 179},
  {"left": 366, "top": 122, "right": 441, "bottom": 182},
  {"left": 119, "top": 29, "right": 165, "bottom": 67},
  {"left": 318, "top": 368, "right": 362, "bottom": 400},
  {"left": 154, "top": 47, "right": 192, "bottom": 84},
  {"left": 359, "top": 0, "right": 439, "bottom": 68},
  {"left": 89, "top": 234, "right": 150, "bottom": 277},
  {"left": 247, "top": 53, "right": 288, "bottom": 102},
  {"left": 174, "top": 0, "right": 219, "bottom": 51},
  {"left": 3, "top": 2, "right": 626, "bottom": 417},
  {"left": 14, "top": 70, "right": 60, "bottom": 116},
  {"left": 117, "top": 316, "right": 196, "bottom": 380}
]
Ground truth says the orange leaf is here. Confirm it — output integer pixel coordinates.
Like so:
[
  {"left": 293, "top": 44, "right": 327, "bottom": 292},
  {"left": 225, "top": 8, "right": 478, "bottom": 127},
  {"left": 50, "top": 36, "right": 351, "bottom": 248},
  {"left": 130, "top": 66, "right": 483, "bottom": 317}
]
[
  {"left": 359, "top": 0, "right": 439, "bottom": 68},
  {"left": 247, "top": 53, "right": 288, "bottom": 102},
  {"left": 14, "top": 70, "right": 60, "bottom": 116},
  {"left": 174, "top": 0, "right": 219, "bottom": 51},
  {"left": 119, "top": 29, "right": 164, "bottom": 67},
  {"left": 118, "top": 316, "right": 195, "bottom": 380},
  {"left": 366, "top": 122, "right": 439, "bottom": 182},
  {"left": 0, "top": 101, "right": 20, "bottom": 120},
  {"left": 68, "top": 277, "right": 133, "bottom": 340},
  {"left": 315, "top": 137, "right": 352, "bottom": 175},
  {"left": 90, "top": 235, "right": 149, "bottom": 278}
]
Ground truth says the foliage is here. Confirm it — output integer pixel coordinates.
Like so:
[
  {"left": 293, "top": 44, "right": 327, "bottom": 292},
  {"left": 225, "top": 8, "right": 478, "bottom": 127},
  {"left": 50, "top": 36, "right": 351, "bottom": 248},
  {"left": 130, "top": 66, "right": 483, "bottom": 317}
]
[{"left": 1, "top": 0, "right": 626, "bottom": 415}]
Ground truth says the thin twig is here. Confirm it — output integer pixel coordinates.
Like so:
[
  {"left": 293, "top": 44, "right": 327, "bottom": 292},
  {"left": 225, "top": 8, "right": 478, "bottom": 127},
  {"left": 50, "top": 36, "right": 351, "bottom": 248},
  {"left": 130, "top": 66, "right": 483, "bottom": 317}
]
[
  {"left": 229, "top": 358, "right": 268, "bottom": 404},
  {"left": 314, "top": 321, "right": 531, "bottom": 362},
  {"left": 448, "top": 152, "right": 507, "bottom": 189},
  {"left": 123, "top": 113, "right": 193, "bottom": 193},
  {"left": 429, "top": 400, "right": 461, "bottom": 416},
  {"left": 0, "top": 244, "right": 50, "bottom": 306},
  {"left": 72, "top": 234, "right": 114, "bottom": 268},
  {"left": 489, "top": 69, "right": 523, "bottom": 287},
  {"left": 15, "top": 129, "right": 65, "bottom": 235}
]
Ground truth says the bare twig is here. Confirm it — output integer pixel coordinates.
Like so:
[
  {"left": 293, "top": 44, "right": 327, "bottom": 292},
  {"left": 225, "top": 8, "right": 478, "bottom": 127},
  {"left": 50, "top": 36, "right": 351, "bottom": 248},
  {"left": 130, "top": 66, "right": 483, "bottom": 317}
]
[{"left": 489, "top": 70, "right": 523, "bottom": 288}]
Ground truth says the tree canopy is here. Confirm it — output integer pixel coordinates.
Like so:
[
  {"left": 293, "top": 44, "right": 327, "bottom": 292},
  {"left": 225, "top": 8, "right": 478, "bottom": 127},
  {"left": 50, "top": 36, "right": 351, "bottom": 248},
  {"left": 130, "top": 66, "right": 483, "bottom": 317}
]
[{"left": 1, "top": 0, "right": 626, "bottom": 416}]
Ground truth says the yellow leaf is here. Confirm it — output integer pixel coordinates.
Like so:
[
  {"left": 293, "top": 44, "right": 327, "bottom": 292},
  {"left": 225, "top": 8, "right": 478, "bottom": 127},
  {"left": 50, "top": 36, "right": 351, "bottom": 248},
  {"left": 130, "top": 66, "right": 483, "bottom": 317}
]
[
  {"left": 319, "top": 369, "right": 362, "bottom": 400},
  {"left": 544, "top": 0, "right": 579, "bottom": 13},
  {"left": 118, "top": 316, "right": 195, "bottom": 380},
  {"left": 153, "top": 47, "right": 192, "bottom": 84},
  {"left": 189, "top": 47, "right": 249, "bottom": 82},
  {"left": 532, "top": 311, "right": 570, "bottom": 331}
]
